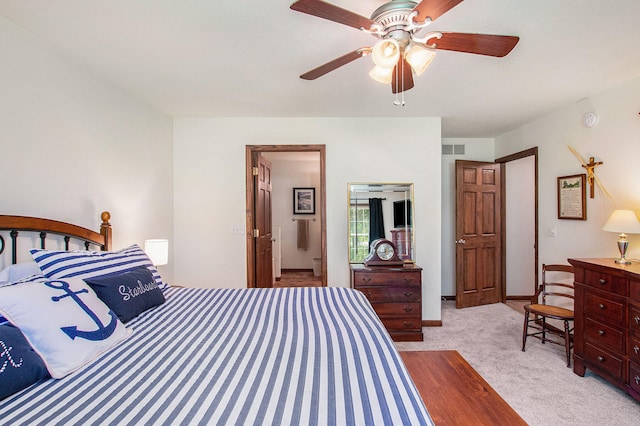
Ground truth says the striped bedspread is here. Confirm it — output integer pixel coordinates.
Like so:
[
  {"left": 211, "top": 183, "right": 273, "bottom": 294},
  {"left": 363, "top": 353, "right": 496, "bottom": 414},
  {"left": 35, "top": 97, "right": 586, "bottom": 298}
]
[{"left": 0, "top": 287, "right": 433, "bottom": 425}]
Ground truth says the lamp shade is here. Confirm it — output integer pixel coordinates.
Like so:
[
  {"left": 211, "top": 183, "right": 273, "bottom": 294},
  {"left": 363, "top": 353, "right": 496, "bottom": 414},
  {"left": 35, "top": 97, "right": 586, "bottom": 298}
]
[
  {"left": 602, "top": 210, "right": 640, "bottom": 234},
  {"left": 405, "top": 44, "right": 436, "bottom": 76},
  {"left": 369, "top": 65, "right": 394, "bottom": 84},
  {"left": 144, "top": 239, "right": 169, "bottom": 266},
  {"left": 372, "top": 38, "right": 400, "bottom": 69}
]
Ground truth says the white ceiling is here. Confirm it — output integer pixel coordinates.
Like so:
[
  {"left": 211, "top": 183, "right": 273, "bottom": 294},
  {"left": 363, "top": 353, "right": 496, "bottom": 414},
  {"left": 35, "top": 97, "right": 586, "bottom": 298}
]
[{"left": 1, "top": 0, "right": 639, "bottom": 137}]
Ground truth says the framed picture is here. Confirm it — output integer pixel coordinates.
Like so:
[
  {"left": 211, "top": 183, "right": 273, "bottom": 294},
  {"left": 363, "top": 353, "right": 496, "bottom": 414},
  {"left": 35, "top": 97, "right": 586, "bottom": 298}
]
[
  {"left": 293, "top": 187, "right": 315, "bottom": 215},
  {"left": 557, "top": 174, "right": 586, "bottom": 220}
]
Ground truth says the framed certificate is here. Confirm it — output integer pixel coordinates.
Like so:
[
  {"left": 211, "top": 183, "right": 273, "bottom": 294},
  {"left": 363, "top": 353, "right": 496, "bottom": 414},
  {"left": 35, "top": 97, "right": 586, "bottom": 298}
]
[{"left": 557, "top": 174, "right": 586, "bottom": 220}]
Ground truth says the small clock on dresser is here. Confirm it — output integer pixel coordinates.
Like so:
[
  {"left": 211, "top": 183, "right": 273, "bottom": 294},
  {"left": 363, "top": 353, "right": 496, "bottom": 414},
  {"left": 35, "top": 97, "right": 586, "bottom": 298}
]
[{"left": 364, "top": 238, "right": 404, "bottom": 267}]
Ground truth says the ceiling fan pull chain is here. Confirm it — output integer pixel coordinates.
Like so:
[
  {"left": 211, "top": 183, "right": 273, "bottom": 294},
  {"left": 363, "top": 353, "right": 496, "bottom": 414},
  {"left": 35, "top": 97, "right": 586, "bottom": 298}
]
[{"left": 394, "top": 58, "right": 405, "bottom": 107}]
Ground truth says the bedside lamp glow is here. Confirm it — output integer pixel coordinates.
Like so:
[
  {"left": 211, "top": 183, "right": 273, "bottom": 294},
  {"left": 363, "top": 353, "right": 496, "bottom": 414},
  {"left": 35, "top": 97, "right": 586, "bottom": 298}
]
[
  {"left": 144, "top": 239, "right": 169, "bottom": 266},
  {"left": 602, "top": 210, "right": 640, "bottom": 264}
]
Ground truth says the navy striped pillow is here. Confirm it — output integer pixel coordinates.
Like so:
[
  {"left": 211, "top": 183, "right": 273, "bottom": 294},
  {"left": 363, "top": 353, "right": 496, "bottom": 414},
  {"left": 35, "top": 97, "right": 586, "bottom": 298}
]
[{"left": 30, "top": 244, "right": 169, "bottom": 290}]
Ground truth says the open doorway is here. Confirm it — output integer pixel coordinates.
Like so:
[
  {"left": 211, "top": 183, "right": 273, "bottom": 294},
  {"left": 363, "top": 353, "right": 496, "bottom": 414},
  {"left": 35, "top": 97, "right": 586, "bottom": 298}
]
[
  {"left": 495, "top": 147, "right": 538, "bottom": 308},
  {"left": 245, "top": 145, "right": 327, "bottom": 288}
]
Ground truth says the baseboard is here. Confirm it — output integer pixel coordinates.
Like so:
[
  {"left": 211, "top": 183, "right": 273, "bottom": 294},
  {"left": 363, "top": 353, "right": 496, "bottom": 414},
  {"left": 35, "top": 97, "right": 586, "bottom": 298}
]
[
  {"left": 507, "top": 295, "right": 534, "bottom": 301},
  {"left": 442, "top": 295, "right": 533, "bottom": 301},
  {"left": 422, "top": 320, "right": 442, "bottom": 327},
  {"left": 281, "top": 268, "right": 313, "bottom": 273}
]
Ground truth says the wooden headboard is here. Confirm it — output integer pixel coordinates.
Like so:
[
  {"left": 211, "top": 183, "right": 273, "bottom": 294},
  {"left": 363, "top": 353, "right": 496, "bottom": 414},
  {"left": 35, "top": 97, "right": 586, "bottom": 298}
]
[{"left": 0, "top": 211, "right": 112, "bottom": 264}]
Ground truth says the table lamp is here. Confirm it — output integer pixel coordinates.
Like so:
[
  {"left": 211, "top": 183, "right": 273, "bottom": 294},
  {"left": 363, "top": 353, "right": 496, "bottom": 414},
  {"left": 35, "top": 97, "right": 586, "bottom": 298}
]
[
  {"left": 602, "top": 210, "right": 640, "bottom": 264},
  {"left": 144, "top": 239, "right": 169, "bottom": 266}
]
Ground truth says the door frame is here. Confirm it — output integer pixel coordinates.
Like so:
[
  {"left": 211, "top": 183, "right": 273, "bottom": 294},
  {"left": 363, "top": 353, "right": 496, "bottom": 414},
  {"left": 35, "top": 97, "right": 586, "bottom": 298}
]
[
  {"left": 245, "top": 145, "right": 327, "bottom": 288},
  {"left": 495, "top": 147, "right": 539, "bottom": 302}
]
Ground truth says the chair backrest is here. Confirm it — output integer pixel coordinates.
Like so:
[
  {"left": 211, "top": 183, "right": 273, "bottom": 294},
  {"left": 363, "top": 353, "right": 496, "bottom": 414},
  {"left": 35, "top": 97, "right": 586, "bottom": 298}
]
[{"left": 540, "top": 264, "right": 575, "bottom": 307}]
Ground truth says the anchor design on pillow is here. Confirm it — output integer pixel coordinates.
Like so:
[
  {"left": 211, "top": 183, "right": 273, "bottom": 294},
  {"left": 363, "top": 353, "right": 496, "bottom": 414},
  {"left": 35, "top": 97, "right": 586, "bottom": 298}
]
[{"left": 45, "top": 280, "right": 118, "bottom": 341}]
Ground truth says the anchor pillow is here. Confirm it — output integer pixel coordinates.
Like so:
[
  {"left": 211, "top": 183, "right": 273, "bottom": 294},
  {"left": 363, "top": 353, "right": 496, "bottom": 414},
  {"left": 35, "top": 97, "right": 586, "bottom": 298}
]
[
  {"left": 30, "top": 244, "right": 169, "bottom": 291},
  {"left": 84, "top": 266, "right": 165, "bottom": 323},
  {"left": 0, "top": 277, "right": 131, "bottom": 379},
  {"left": 0, "top": 323, "right": 49, "bottom": 400}
]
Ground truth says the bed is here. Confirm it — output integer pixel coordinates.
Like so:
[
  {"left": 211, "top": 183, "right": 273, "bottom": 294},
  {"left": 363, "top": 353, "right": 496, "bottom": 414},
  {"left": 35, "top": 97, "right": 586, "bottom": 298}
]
[{"left": 0, "top": 212, "right": 432, "bottom": 425}]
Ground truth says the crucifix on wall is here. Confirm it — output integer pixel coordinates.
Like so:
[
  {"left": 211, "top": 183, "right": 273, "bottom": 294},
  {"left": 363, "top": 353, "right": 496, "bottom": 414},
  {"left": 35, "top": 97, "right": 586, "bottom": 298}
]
[
  {"left": 568, "top": 145, "right": 608, "bottom": 199},
  {"left": 582, "top": 156, "right": 603, "bottom": 198}
]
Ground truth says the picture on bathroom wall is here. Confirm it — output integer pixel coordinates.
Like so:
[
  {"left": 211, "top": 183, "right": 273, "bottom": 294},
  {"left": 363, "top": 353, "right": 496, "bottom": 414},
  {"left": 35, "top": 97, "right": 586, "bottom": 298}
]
[{"left": 293, "top": 187, "right": 315, "bottom": 215}]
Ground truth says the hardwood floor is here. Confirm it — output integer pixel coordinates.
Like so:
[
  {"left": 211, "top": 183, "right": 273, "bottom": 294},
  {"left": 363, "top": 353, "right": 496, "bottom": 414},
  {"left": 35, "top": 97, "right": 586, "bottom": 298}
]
[
  {"left": 272, "top": 270, "right": 323, "bottom": 288},
  {"left": 400, "top": 350, "right": 526, "bottom": 425},
  {"left": 505, "top": 299, "right": 529, "bottom": 315}
]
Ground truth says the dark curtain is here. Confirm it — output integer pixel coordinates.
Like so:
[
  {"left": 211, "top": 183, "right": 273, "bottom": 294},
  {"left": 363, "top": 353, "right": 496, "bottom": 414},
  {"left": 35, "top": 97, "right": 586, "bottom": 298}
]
[{"left": 368, "top": 197, "right": 385, "bottom": 245}]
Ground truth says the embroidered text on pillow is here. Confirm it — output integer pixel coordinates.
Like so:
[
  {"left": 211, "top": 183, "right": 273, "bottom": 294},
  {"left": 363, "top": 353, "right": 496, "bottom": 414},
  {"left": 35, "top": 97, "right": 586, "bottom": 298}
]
[
  {"left": 0, "top": 339, "right": 24, "bottom": 374},
  {"left": 119, "top": 279, "right": 159, "bottom": 301}
]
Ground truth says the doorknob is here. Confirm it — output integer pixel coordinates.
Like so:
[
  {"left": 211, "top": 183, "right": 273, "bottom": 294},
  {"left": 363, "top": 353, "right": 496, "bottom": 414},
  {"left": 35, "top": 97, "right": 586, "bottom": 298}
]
[{"left": 455, "top": 239, "right": 466, "bottom": 244}]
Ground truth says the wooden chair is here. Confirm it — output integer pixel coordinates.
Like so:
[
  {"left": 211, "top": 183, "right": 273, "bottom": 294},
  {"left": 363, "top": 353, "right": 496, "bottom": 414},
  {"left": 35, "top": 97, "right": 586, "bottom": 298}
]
[{"left": 521, "top": 264, "right": 575, "bottom": 367}]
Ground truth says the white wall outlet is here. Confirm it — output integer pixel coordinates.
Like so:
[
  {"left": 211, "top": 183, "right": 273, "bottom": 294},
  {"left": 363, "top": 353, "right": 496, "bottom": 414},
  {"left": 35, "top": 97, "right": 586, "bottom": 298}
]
[
  {"left": 231, "top": 224, "right": 245, "bottom": 235},
  {"left": 547, "top": 226, "right": 557, "bottom": 237}
]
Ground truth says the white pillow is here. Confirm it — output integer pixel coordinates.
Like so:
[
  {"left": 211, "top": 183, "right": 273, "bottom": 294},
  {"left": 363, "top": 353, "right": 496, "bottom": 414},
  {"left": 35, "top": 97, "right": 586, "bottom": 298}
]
[
  {"left": 30, "top": 244, "right": 169, "bottom": 290},
  {"left": 0, "top": 277, "right": 131, "bottom": 378},
  {"left": 0, "top": 261, "right": 42, "bottom": 285}
]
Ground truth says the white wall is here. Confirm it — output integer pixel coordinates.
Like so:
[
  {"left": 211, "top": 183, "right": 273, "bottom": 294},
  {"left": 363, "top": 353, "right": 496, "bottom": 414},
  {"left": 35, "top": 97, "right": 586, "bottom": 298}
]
[
  {"left": 173, "top": 117, "right": 443, "bottom": 320},
  {"left": 0, "top": 16, "right": 174, "bottom": 281},
  {"left": 495, "top": 75, "right": 640, "bottom": 266},
  {"left": 440, "top": 138, "right": 494, "bottom": 296}
]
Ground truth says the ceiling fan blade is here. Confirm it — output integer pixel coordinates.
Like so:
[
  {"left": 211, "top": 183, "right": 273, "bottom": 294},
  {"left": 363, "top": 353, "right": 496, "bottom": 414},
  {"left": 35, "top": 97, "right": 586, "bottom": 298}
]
[
  {"left": 432, "top": 32, "right": 519, "bottom": 57},
  {"left": 290, "top": 0, "right": 375, "bottom": 31},
  {"left": 391, "top": 57, "right": 414, "bottom": 94},
  {"left": 412, "top": 0, "right": 464, "bottom": 24},
  {"left": 300, "top": 48, "right": 370, "bottom": 80}
]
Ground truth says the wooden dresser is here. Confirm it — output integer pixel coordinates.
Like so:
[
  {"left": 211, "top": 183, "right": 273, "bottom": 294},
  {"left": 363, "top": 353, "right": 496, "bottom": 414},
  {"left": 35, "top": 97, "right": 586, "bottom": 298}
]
[
  {"left": 350, "top": 263, "right": 423, "bottom": 342},
  {"left": 568, "top": 258, "right": 640, "bottom": 401}
]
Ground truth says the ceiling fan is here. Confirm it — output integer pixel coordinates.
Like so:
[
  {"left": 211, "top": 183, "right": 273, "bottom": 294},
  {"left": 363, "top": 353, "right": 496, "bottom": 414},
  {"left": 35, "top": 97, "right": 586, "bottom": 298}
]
[{"left": 290, "top": 0, "right": 519, "bottom": 96}]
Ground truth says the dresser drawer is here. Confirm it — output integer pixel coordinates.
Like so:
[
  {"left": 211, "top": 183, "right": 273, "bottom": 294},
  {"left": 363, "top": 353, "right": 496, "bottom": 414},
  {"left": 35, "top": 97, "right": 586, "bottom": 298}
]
[
  {"left": 583, "top": 317, "right": 624, "bottom": 352},
  {"left": 630, "top": 305, "right": 640, "bottom": 336},
  {"left": 381, "top": 317, "right": 422, "bottom": 332},
  {"left": 629, "top": 335, "right": 640, "bottom": 365},
  {"left": 584, "top": 292, "right": 625, "bottom": 326},
  {"left": 357, "top": 286, "right": 420, "bottom": 303},
  {"left": 352, "top": 270, "right": 421, "bottom": 286},
  {"left": 583, "top": 342, "right": 624, "bottom": 379},
  {"left": 583, "top": 269, "right": 626, "bottom": 295},
  {"left": 631, "top": 280, "right": 640, "bottom": 302},
  {"left": 372, "top": 302, "right": 420, "bottom": 317},
  {"left": 630, "top": 363, "right": 640, "bottom": 394}
]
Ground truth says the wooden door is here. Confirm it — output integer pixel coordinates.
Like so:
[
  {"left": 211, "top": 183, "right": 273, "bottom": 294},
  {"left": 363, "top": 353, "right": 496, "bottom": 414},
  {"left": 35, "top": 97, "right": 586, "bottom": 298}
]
[
  {"left": 455, "top": 160, "right": 502, "bottom": 308},
  {"left": 254, "top": 153, "right": 273, "bottom": 288}
]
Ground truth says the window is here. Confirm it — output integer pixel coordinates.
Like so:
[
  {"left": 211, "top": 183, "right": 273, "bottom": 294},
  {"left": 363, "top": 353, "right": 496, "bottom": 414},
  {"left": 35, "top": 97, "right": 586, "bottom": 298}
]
[{"left": 349, "top": 203, "right": 369, "bottom": 262}]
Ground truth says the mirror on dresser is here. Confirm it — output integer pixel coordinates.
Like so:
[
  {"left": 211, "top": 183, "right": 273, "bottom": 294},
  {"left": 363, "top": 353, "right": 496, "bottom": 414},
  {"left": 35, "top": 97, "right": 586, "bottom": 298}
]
[{"left": 348, "top": 182, "right": 414, "bottom": 263}]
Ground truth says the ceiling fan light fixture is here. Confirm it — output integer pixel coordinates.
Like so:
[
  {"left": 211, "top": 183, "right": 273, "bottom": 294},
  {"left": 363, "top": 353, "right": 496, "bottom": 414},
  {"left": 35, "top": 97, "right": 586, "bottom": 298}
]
[
  {"left": 405, "top": 44, "right": 436, "bottom": 76},
  {"left": 369, "top": 65, "right": 394, "bottom": 84},
  {"left": 372, "top": 38, "right": 400, "bottom": 69}
]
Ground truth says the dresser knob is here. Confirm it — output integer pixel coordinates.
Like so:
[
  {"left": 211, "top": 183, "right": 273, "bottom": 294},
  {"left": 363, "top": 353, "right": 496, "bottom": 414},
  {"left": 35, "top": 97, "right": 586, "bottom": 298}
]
[
  {"left": 403, "top": 321, "right": 413, "bottom": 328},
  {"left": 634, "top": 345, "right": 639, "bottom": 355},
  {"left": 599, "top": 278, "right": 606, "bottom": 285},
  {"left": 598, "top": 304, "right": 605, "bottom": 310},
  {"left": 403, "top": 277, "right": 413, "bottom": 283},
  {"left": 598, "top": 330, "right": 605, "bottom": 336},
  {"left": 404, "top": 292, "right": 413, "bottom": 298},
  {"left": 597, "top": 356, "right": 605, "bottom": 362},
  {"left": 361, "top": 277, "right": 371, "bottom": 283},
  {"left": 404, "top": 306, "right": 413, "bottom": 312}
]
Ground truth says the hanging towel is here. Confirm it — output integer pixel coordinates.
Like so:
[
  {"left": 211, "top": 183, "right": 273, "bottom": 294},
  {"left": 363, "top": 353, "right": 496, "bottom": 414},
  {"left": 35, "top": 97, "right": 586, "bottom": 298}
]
[{"left": 297, "top": 219, "right": 309, "bottom": 250}]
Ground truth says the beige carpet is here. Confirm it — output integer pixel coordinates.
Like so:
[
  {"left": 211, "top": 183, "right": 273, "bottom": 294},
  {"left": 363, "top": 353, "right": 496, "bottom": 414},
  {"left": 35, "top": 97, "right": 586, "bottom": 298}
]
[{"left": 395, "top": 301, "right": 640, "bottom": 426}]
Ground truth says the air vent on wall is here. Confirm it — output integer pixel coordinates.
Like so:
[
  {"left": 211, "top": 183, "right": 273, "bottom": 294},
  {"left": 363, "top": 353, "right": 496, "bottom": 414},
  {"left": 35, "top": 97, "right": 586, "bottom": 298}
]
[{"left": 442, "top": 144, "right": 466, "bottom": 156}]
